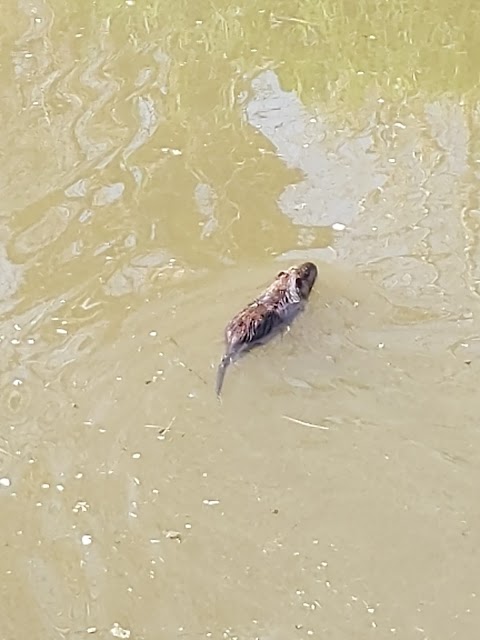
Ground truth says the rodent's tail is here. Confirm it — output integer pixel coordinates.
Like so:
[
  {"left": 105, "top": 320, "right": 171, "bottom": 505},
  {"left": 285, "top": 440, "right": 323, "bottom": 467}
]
[{"left": 216, "top": 354, "right": 231, "bottom": 397}]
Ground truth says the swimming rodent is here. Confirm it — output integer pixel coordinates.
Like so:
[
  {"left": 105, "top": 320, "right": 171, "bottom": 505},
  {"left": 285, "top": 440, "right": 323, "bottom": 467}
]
[{"left": 216, "top": 262, "right": 318, "bottom": 396}]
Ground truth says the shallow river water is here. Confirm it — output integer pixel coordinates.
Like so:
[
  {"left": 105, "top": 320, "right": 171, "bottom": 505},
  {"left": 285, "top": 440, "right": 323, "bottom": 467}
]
[{"left": 1, "top": 1, "right": 480, "bottom": 638}]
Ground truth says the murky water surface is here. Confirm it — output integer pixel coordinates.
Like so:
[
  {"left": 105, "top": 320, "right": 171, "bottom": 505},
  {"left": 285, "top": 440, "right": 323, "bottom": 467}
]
[{"left": 2, "top": 0, "right": 480, "bottom": 638}]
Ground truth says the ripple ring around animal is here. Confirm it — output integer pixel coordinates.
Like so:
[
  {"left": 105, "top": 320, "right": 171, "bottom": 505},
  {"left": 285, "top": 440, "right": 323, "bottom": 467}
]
[{"left": 216, "top": 262, "right": 318, "bottom": 397}]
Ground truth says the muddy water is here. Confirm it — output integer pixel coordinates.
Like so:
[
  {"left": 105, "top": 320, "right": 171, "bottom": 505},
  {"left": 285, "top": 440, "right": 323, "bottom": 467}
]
[{"left": 1, "top": 0, "right": 480, "bottom": 638}]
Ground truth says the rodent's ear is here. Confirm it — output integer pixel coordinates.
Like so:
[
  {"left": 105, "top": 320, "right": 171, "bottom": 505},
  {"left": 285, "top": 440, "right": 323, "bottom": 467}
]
[
  {"left": 276, "top": 270, "right": 287, "bottom": 277},
  {"left": 296, "top": 277, "right": 307, "bottom": 292}
]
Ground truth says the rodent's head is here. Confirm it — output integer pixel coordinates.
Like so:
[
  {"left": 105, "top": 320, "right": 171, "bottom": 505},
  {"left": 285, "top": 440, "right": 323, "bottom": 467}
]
[{"left": 292, "top": 262, "right": 318, "bottom": 299}]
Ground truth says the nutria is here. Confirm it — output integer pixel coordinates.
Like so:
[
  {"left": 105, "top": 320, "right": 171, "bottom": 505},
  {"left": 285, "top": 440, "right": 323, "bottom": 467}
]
[{"left": 216, "top": 262, "right": 318, "bottom": 396}]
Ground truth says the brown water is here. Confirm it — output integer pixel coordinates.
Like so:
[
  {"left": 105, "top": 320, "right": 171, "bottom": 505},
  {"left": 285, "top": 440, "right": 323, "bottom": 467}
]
[{"left": 1, "top": 0, "right": 480, "bottom": 638}]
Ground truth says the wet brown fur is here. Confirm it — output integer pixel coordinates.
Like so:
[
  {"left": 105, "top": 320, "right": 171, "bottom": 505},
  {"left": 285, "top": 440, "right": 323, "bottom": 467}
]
[{"left": 216, "top": 262, "right": 317, "bottom": 396}]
